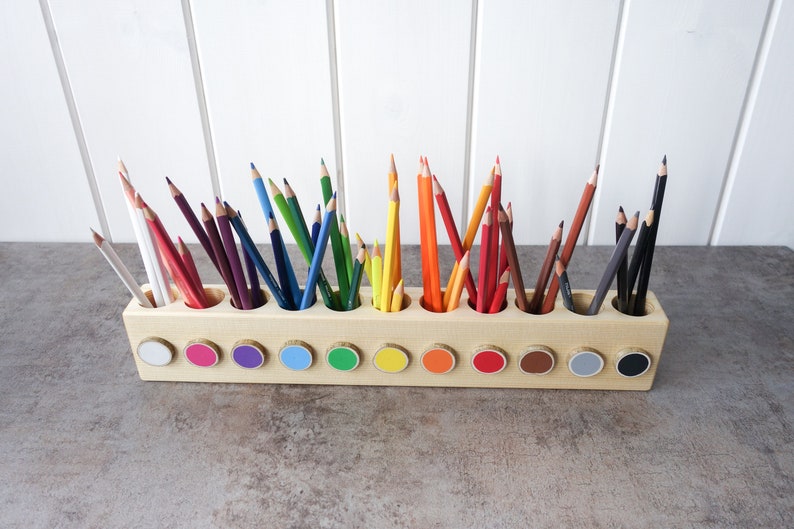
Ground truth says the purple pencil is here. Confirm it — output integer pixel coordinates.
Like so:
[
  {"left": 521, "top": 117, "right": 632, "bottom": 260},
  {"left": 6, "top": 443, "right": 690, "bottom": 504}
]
[
  {"left": 201, "top": 202, "right": 241, "bottom": 309},
  {"left": 215, "top": 198, "right": 251, "bottom": 310},
  {"left": 167, "top": 177, "right": 219, "bottom": 273}
]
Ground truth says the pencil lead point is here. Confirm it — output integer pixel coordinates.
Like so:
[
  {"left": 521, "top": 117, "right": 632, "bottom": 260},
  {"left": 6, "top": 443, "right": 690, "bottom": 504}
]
[
  {"left": 250, "top": 162, "right": 255, "bottom": 170},
  {"left": 165, "top": 176, "right": 172, "bottom": 184},
  {"left": 662, "top": 154, "right": 667, "bottom": 165},
  {"left": 495, "top": 155, "right": 500, "bottom": 164},
  {"left": 320, "top": 158, "right": 325, "bottom": 165},
  {"left": 559, "top": 220, "right": 564, "bottom": 228}
]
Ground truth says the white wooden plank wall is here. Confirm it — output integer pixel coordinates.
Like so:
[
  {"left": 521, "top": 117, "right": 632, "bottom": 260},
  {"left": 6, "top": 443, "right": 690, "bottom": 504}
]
[{"left": 0, "top": 0, "right": 789, "bottom": 248}]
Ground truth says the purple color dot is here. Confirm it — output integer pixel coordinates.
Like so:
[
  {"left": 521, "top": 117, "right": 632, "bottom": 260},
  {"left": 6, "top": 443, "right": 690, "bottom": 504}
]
[{"left": 232, "top": 343, "right": 265, "bottom": 369}]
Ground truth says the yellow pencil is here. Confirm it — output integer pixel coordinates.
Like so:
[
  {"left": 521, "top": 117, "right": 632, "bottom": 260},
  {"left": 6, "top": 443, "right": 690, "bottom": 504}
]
[
  {"left": 388, "top": 154, "right": 401, "bottom": 288},
  {"left": 371, "top": 240, "right": 383, "bottom": 309},
  {"left": 380, "top": 184, "right": 400, "bottom": 311},
  {"left": 390, "top": 279, "right": 404, "bottom": 312}
]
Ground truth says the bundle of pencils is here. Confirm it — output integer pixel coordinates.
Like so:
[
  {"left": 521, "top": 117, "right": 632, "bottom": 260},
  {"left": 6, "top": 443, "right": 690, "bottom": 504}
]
[
  {"left": 259, "top": 159, "right": 364, "bottom": 311},
  {"left": 368, "top": 155, "right": 404, "bottom": 312},
  {"left": 555, "top": 156, "right": 667, "bottom": 315}
]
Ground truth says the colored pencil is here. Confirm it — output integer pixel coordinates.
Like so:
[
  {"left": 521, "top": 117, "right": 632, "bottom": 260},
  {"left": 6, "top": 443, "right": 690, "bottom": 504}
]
[
  {"left": 371, "top": 240, "right": 383, "bottom": 309},
  {"left": 487, "top": 157, "right": 502, "bottom": 301},
  {"left": 625, "top": 209, "right": 655, "bottom": 312},
  {"left": 142, "top": 203, "right": 208, "bottom": 308},
  {"left": 251, "top": 162, "right": 301, "bottom": 305},
  {"left": 339, "top": 214, "right": 353, "bottom": 283},
  {"left": 587, "top": 211, "right": 639, "bottom": 315},
  {"left": 615, "top": 207, "right": 629, "bottom": 313},
  {"left": 418, "top": 158, "right": 442, "bottom": 312},
  {"left": 555, "top": 256, "right": 575, "bottom": 312},
  {"left": 167, "top": 176, "right": 218, "bottom": 273},
  {"left": 216, "top": 198, "right": 251, "bottom": 310},
  {"left": 476, "top": 208, "right": 493, "bottom": 313},
  {"left": 434, "top": 175, "right": 478, "bottom": 305},
  {"left": 355, "top": 232, "right": 372, "bottom": 287},
  {"left": 388, "top": 154, "right": 402, "bottom": 288},
  {"left": 226, "top": 207, "right": 288, "bottom": 309},
  {"left": 498, "top": 201, "right": 513, "bottom": 278},
  {"left": 319, "top": 160, "right": 350, "bottom": 304},
  {"left": 497, "top": 204, "right": 528, "bottom": 313},
  {"left": 390, "top": 279, "right": 404, "bottom": 312},
  {"left": 120, "top": 170, "right": 167, "bottom": 306},
  {"left": 177, "top": 236, "right": 203, "bottom": 295},
  {"left": 283, "top": 179, "right": 315, "bottom": 265},
  {"left": 380, "top": 184, "right": 400, "bottom": 311},
  {"left": 270, "top": 178, "right": 335, "bottom": 309},
  {"left": 527, "top": 221, "right": 564, "bottom": 314},
  {"left": 238, "top": 211, "right": 264, "bottom": 308},
  {"left": 445, "top": 250, "right": 470, "bottom": 312},
  {"left": 448, "top": 169, "right": 493, "bottom": 304},
  {"left": 541, "top": 166, "right": 598, "bottom": 314},
  {"left": 311, "top": 204, "right": 321, "bottom": 248},
  {"left": 91, "top": 228, "right": 153, "bottom": 308},
  {"left": 200, "top": 202, "right": 240, "bottom": 309},
  {"left": 301, "top": 195, "right": 337, "bottom": 310},
  {"left": 267, "top": 212, "right": 295, "bottom": 310},
  {"left": 489, "top": 268, "right": 509, "bottom": 314},
  {"left": 346, "top": 247, "right": 366, "bottom": 311},
  {"left": 633, "top": 156, "right": 667, "bottom": 315},
  {"left": 132, "top": 192, "right": 173, "bottom": 306}
]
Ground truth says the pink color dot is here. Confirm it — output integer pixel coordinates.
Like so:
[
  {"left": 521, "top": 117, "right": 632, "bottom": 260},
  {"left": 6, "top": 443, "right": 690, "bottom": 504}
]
[{"left": 184, "top": 342, "right": 219, "bottom": 367}]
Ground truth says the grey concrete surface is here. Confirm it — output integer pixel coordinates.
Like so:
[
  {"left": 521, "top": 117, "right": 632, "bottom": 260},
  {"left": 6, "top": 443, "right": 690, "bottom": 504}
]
[{"left": 1, "top": 243, "right": 792, "bottom": 528}]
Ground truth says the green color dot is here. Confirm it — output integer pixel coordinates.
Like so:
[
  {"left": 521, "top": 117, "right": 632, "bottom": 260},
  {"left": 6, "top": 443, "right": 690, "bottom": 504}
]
[{"left": 327, "top": 346, "right": 359, "bottom": 372}]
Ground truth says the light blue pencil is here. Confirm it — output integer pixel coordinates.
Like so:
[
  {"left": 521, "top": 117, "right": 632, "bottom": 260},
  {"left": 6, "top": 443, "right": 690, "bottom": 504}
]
[
  {"left": 251, "top": 162, "right": 302, "bottom": 306},
  {"left": 300, "top": 194, "right": 336, "bottom": 310}
]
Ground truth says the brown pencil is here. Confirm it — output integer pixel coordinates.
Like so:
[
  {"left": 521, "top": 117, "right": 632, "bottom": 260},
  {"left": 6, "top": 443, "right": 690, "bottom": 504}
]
[
  {"left": 528, "top": 220, "right": 564, "bottom": 314},
  {"left": 541, "top": 166, "right": 598, "bottom": 314},
  {"left": 497, "top": 204, "right": 528, "bottom": 312}
]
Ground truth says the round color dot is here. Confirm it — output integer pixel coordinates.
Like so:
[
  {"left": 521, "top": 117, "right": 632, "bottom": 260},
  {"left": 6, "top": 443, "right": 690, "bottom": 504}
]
[
  {"left": 421, "top": 346, "right": 456, "bottom": 374},
  {"left": 137, "top": 337, "right": 174, "bottom": 367},
  {"left": 373, "top": 345, "right": 409, "bottom": 373},
  {"left": 326, "top": 343, "right": 360, "bottom": 372},
  {"left": 279, "top": 342, "right": 313, "bottom": 371},
  {"left": 615, "top": 349, "right": 652, "bottom": 378},
  {"left": 519, "top": 347, "right": 555, "bottom": 375},
  {"left": 184, "top": 340, "right": 220, "bottom": 367},
  {"left": 231, "top": 340, "right": 265, "bottom": 369},
  {"left": 568, "top": 349, "right": 604, "bottom": 377},
  {"left": 471, "top": 347, "right": 507, "bottom": 374}
]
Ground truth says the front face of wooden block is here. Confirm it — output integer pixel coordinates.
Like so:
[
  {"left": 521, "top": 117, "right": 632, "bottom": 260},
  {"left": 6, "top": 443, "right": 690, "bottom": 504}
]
[{"left": 122, "top": 286, "right": 669, "bottom": 390}]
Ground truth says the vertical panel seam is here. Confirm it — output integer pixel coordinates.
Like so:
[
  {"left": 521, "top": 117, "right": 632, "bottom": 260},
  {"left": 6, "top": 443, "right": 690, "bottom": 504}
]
[
  {"left": 462, "top": 0, "right": 481, "bottom": 228},
  {"left": 588, "top": 0, "right": 629, "bottom": 245},
  {"left": 181, "top": 0, "right": 221, "bottom": 198},
  {"left": 326, "top": 0, "right": 346, "bottom": 215},
  {"left": 709, "top": 0, "right": 779, "bottom": 245},
  {"left": 38, "top": 0, "right": 111, "bottom": 239}
]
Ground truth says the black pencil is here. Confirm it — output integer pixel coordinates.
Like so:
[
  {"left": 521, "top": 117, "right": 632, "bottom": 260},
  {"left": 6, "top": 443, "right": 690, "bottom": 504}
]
[
  {"left": 633, "top": 156, "right": 667, "bottom": 315},
  {"left": 615, "top": 206, "right": 628, "bottom": 313},
  {"left": 587, "top": 211, "right": 639, "bottom": 315}
]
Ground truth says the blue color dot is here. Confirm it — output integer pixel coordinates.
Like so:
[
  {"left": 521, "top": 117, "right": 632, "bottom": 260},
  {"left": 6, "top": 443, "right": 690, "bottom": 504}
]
[{"left": 279, "top": 344, "right": 313, "bottom": 371}]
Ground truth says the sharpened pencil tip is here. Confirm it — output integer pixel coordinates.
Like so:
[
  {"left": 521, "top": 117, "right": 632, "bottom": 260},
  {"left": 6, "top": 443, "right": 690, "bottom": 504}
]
[
  {"left": 558, "top": 220, "right": 564, "bottom": 228},
  {"left": 495, "top": 155, "right": 500, "bottom": 165},
  {"left": 662, "top": 154, "right": 667, "bottom": 165},
  {"left": 165, "top": 176, "right": 172, "bottom": 184},
  {"left": 250, "top": 162, "right": 255, "bottom": 170}
]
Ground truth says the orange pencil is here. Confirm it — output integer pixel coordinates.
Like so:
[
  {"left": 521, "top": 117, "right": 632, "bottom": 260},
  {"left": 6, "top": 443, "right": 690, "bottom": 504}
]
[
  {"left": 445, "top": 250, "right": 470, "bottom": 312},
  {"left": 418, "top": 157, "right": 442, "bottom": 312}
]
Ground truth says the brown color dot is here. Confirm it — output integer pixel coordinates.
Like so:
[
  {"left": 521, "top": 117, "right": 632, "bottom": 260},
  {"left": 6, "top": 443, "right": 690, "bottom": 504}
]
[{"left": 519, "top": 349, "right": 554, "bottom": 375}]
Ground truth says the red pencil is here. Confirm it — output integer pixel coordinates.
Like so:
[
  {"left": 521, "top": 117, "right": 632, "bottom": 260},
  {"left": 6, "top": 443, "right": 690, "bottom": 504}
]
[
  {"left": 486, "top": 157, "right": 502, "bottom": 302},
  {"left": 476, "top": 208, "right": 493, "bottom": 313},
  {"left": 177, "top": 236, "right": 203, "bottom": 295},
  {"left": 489, "top": 268, "right": 509, "bottom": 314},
  {"left": 433, "top": 175, "right": 477, "bottom": 303},
  {"left": 142, "top": 204, "right": 208, "bottom": 308}
]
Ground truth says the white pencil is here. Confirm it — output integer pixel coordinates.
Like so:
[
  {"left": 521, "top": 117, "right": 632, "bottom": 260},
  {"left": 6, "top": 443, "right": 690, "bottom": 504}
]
[
  {"left": 91, "top": 229, "right": 153, "bottom": 308},
  {"left": 118, "top": 162, "right": 167, "bottom": 306}
]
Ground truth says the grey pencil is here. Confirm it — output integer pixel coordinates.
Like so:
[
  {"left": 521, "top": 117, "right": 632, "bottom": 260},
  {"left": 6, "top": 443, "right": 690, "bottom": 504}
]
[{"left": 587, "top": 211, "right": 639, "bottom": 315}]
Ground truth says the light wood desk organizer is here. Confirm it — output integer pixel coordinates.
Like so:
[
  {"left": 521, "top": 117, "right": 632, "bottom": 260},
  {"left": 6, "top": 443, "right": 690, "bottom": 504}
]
[{"left": 122, "top": 285, "right": 669, "bottom": 390}]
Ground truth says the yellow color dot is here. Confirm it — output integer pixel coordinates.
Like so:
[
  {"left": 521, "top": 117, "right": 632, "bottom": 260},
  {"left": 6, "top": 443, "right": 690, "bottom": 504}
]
[{"left": 373, "top": 346, "right": 409, "bottom": 373}]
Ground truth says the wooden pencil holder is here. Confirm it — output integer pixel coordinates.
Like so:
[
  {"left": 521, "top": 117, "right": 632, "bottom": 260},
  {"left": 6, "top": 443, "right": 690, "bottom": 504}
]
[{"left": 122, "top": 285, "right": 669, "bottom": 390}]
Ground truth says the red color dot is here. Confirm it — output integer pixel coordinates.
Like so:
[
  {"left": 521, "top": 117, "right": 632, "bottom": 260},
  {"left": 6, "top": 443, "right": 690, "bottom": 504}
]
[{"left": 472, "top": 349, "right": 506, "bottom": 374}]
